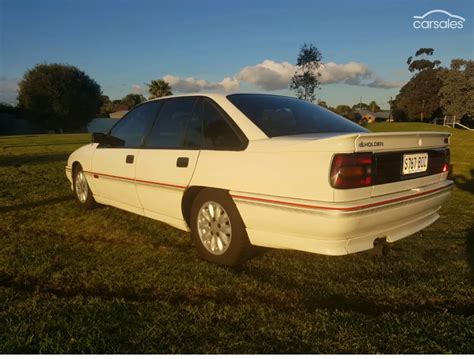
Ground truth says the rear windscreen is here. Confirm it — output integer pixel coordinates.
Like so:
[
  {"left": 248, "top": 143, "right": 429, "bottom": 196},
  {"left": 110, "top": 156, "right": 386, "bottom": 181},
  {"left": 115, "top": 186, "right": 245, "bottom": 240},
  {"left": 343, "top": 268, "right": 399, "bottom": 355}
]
[{"left": 227, "top": 94, "right": 368, "bottom": 137}]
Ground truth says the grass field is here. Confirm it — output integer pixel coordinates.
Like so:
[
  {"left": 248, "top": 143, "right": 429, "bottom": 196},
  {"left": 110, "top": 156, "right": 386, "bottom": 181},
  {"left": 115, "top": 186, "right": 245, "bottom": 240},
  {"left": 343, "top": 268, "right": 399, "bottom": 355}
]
[{"left": 0, "top": 123, "right": 473, "bottom": 353}]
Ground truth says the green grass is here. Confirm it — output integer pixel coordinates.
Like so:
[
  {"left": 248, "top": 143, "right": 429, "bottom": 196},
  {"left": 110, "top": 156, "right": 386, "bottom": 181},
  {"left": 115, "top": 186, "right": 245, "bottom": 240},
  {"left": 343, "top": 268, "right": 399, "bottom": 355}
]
[{"left": 0, "top": 125, "right": 473, "bottom": 353}]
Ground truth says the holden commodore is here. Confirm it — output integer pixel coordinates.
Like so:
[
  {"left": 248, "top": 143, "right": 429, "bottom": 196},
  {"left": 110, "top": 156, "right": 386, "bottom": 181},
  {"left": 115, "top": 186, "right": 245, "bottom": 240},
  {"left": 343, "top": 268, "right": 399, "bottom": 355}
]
[{"left": 65, "top": 93, "right": 453, "bottom": 265}]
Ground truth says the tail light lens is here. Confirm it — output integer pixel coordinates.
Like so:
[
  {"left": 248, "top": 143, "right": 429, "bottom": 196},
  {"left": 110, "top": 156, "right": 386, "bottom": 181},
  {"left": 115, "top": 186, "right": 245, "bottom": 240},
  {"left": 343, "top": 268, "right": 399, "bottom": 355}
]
[
  {"left": 330, "top": 153, "right": 374, "bottom": 189},
  {"left": 443, "top": 149, "right": 450, "bottom": 173}
]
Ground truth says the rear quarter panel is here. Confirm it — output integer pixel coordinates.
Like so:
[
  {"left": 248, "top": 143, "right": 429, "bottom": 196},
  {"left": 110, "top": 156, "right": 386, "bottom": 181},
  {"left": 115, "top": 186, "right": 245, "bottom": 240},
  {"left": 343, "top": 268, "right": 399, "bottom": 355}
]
[{"left": 189, "top": 149, "right": 335, "bottom": 202}]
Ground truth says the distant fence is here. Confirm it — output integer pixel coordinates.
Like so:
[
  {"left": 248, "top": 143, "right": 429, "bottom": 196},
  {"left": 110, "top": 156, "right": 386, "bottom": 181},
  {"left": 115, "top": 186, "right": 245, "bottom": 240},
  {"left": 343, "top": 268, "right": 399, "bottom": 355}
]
[
  {"left": 0, "top": 116, "right": 118, "bottom": 136},
  {"left": 0, "top": 114, "right": 45, "bottom": 136}
]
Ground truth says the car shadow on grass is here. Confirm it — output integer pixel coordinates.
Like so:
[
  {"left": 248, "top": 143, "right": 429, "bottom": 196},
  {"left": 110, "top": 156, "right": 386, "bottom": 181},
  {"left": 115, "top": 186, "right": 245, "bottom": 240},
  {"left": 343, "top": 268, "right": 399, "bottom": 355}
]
[
  {"left": 238, "top": 254, "right": 474, "bottom": 317},
  {"left": 453, "top": 169, "right": 474, "bottom": 195},
  {"left": 466, "top": 225, "right": 474, "bottom": 284},
  {"left": 0, "top": 152, "right": 70, "bottom": 167},
  {"left": 0, "top": 195, "right": 73, "bottom": 214}
]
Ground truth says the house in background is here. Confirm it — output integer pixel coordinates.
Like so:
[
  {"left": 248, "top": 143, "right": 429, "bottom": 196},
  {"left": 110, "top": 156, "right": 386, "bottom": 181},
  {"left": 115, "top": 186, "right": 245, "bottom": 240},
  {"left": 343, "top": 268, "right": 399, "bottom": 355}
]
[
  {"left": 109, "top": 104, "right": 129, "bottom": 119},
  {"left": 109, "top": 110, "right": 128, "bottom": 119},
  {"left": 354, "top": 109, "right": 391, "bottom": 124},
  {"left": 87, "top": 104, "right": 127, "bottom": 133}
]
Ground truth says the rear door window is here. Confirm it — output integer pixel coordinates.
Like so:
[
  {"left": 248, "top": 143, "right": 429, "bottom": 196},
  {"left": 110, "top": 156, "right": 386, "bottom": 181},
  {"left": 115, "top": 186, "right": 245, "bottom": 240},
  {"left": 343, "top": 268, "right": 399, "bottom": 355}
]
[
  {"left": 201, "top": 99, "right": 243, "bottom": 150},
  {"left": 146, "top": 97, "right": 198, "bottom": 149}
]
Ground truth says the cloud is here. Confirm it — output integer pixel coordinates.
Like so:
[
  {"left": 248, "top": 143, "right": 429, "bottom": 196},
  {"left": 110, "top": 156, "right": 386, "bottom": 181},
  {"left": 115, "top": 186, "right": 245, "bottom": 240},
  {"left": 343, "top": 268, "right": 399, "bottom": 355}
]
[
  {"left": 366, "top": 77, "right": 405, "bottom": 89},
  {"left": 0, "top": 77, "right": 19, "bottom": 104},
  {"left": 162, "top": 59, "right": 402, "bottom": 93},
  {"left": 319, "top": 62, "right": 372, "bottom": 85},
  {"left": 131, "top": 84, "right": 143, "bottom": 94},
  {"left": 163, "top": 75, "right": 239, "bottom": 93},
  {"left": 237, "top": 60, "right": 295, "bottom": 91},
  {"left": 238, "top": 60, "right": 401, "bottom": 89}
]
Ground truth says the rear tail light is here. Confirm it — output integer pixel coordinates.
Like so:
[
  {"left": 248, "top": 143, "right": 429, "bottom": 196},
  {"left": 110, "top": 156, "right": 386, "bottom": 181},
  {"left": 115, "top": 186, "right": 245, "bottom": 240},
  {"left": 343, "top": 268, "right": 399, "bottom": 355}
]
[
  {"left": 330, "top": 153, "right": 374, "bottom": 189},
  {"left": 443, "top": 149, "right": 450, "bottom": 173}
]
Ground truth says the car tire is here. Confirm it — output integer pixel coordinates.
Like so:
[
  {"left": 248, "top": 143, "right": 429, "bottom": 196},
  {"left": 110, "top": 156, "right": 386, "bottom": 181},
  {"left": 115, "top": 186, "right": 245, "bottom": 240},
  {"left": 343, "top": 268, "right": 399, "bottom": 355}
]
[
  {"left": 190, "top": 188, "right": 251, "bottom": 266},
  {"left": 73, "top": 164, "right": 97, "bottom": 209}
]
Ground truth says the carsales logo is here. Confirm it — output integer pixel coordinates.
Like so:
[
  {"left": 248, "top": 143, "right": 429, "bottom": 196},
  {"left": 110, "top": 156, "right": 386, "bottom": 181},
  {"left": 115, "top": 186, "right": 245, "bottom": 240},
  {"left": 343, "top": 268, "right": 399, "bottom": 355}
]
[{"left": 413, "top": 9, "right": 465, "bottom": 30}]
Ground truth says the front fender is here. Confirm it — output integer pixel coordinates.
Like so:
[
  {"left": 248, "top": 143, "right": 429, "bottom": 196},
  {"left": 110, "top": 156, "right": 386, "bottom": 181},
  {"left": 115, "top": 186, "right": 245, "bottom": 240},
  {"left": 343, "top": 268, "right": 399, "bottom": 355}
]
[{"left": 66, "top": 143, "right": 98, "bottom": 190}]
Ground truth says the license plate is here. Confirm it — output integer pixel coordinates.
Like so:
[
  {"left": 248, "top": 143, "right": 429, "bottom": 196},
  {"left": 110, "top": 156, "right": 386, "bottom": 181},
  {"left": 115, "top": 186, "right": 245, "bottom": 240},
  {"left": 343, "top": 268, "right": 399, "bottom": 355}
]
[{"left": 402, "top": 153, "right": 428, "bottom": 175}]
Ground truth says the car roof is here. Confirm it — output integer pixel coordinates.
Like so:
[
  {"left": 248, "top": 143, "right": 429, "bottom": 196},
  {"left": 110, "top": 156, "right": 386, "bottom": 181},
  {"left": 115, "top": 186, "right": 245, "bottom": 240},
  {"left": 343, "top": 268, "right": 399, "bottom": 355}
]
[{"left": 144, "top": 92, "right": 296, "bottom": 103}]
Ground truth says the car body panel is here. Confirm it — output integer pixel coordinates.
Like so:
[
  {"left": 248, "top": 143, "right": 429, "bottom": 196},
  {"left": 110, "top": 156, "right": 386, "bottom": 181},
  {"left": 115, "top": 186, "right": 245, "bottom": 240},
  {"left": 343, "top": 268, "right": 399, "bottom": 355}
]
[
  {"left": 91, "top": 147, "right": 142, "bottom": 208},
  {"left": 231, "top": 180, "right": 452, "bottom": 254},
  {"left": 135, "top": 148, "right": 199, "bottom": 220},
  {"left": 189, "top": 149, "right": 335, "bottom": 202}
]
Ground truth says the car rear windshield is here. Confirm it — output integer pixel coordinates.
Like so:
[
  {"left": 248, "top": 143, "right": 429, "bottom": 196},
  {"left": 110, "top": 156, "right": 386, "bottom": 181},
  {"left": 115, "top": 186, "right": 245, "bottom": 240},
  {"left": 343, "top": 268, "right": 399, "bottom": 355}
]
[{"left": 227, "top": 94, "right": 368, "bottom": 137}]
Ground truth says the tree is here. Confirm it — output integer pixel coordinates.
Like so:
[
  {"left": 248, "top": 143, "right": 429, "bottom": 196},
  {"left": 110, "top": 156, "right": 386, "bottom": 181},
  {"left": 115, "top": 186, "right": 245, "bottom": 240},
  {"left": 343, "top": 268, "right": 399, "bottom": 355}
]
[
  {"left": 121, "top": 93, "right": 146, "bottom": 109},
  {"left": 317, "top": 100, "right": 328, "bottom": 108},
  {"left": 0, "top": 102, "right": 18, "bottom": 115},
  {"left": 147, "top": 79, "right": 172, "bottom": 99},
  {"left": 394, "top": 69, "right": 442, "bottom": 121},
  {"left": 394, "top": 48, "right": 443, "bottom": 121},
  {"left": 290, "top": 43, "right": 323, "bottom": 102},
  {"left": 18, "top": 63, "right": 102, "bottom": 132},
  {"left": 334, "top": 105, "right": 356, "bottom": 121},
  {"left": 368, "top": 101, "right": 381, "bottom": 113},
  {"left": 407, "top": 47, "right": 441, "bottom": 73},
  {"left": 352, "top": 102, "right": 369, "bottom": 111},
  {"left": 392, "top": 109, "right": 407, "bottom": 122},
  {"left": 438, "top": 59, "right": 474, "bottom": 121},
  {"left": 99, "top": 95, "right": 114, "bottom": 117}
]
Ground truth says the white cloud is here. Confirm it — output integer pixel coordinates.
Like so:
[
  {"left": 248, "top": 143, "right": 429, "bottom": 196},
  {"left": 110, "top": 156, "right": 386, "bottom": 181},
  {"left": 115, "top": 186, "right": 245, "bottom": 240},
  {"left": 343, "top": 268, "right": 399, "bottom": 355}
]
[
  {"left": 319, "top": 62, "right": 372, "bottom": 85},
  {"left": 131, "top": 84, "right": 143, "bottom": 94},
  {"left": 163, "top": 75, "right": 239, "bottom": 93},
  {"left": 366, "top": 77, "right": 405, "bottom": 89},
  {"left": 237, "top": 60, "right": 295, "bottom": 91},
  {"left": 162, "top": 59, "right": 402, "bottom": 93},
  {"left": 0, "top": 77, "right": 19, "bottom": 104}
]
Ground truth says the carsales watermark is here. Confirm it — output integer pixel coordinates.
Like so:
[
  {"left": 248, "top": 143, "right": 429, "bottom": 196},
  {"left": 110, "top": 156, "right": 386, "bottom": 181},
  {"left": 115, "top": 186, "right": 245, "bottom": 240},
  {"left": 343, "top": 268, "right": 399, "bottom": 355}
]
[{"left": 413, "top": 9, "right": 465, "bottom": 29}]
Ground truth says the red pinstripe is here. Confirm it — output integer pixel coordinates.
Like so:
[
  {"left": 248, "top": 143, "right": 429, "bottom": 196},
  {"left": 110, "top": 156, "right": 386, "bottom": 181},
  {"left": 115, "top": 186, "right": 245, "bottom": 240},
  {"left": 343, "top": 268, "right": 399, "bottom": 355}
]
[
  {"left": 83, "top": 171, "right": 187, "bottom": 189},
  {"left": 231, "top": 183, "right": 453, "bottom": 212},
  {"left": 83, "top": 169, "right": 452, "bottom": 212}
]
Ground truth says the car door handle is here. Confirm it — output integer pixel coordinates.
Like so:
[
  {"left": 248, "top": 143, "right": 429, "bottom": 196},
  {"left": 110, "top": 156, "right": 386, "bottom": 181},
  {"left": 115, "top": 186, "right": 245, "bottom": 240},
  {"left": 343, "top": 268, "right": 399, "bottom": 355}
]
[
  {"left": 176, "top": 157, "right": 189, "bottom": 168},
  {"left": 126, "top": 155, "right": 134, "bottom": 164}
]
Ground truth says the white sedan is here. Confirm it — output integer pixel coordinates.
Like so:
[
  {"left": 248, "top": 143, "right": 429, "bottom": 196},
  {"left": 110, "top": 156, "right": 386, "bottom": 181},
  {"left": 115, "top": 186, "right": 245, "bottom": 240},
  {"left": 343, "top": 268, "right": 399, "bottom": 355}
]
[{"left": 66, "top": 93, "right": 453, "bottom": 265}]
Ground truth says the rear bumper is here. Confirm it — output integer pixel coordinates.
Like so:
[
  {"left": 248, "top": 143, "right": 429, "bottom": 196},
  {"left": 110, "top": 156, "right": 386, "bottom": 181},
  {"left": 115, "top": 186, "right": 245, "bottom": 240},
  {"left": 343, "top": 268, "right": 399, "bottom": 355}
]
[{"left": 231, "top": 180, "right": 453, "bottom": 255}]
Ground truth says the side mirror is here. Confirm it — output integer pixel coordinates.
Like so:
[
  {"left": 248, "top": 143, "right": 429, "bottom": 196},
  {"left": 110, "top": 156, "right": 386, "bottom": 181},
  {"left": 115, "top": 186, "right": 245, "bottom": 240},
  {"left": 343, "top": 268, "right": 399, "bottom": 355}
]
[{"left": 91, "top": 132, "right": 125, "bottom": 147}]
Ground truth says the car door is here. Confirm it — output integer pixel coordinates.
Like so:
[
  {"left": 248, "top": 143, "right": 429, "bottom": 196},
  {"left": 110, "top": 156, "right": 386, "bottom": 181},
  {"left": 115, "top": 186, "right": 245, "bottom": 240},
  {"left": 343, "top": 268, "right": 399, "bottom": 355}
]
[
  {"left": 91, "top": 101, "right": 161, "bottom": 210},
  {"left": 135, "top": 97, "right": 201, "bottom": 221},
  {"left": 187, "top": 97, "right": 248, "bottom": 190}
]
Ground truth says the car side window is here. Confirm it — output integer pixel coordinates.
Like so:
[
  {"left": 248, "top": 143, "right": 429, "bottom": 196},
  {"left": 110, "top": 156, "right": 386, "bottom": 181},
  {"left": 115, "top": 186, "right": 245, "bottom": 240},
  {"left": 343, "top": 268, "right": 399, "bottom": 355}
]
[
  {"left": 146, "top": 97, "right": 197, "bottom": 149},
  {"left": 202, "top": 99, "right": 242, "bottom": 150},
  {"left": 109, "top": 101, "right": 161, "bottom": 148},
  {"left": 182, "top": 99, "right": 203, "bottom": 148}
]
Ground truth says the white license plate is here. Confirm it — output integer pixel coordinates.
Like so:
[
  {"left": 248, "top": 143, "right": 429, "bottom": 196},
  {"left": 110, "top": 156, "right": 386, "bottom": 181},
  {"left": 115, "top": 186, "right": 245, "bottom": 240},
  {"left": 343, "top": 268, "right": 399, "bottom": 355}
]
[{"left": 402, "top": 153, "right": 428, "bottom": 175}]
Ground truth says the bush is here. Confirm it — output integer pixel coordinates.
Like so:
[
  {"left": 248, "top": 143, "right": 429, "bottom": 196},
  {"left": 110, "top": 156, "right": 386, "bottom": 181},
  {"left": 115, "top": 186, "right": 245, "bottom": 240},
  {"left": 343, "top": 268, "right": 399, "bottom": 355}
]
[{"left": 18, "top": 63, "right": 102, "bottom": 132}]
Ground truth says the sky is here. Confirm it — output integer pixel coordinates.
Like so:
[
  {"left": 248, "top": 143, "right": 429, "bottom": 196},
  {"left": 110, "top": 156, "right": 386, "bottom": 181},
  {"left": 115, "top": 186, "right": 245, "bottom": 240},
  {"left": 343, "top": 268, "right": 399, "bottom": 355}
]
[{"left": 1, "top": 0, "right": 473, "bottom": 108}]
